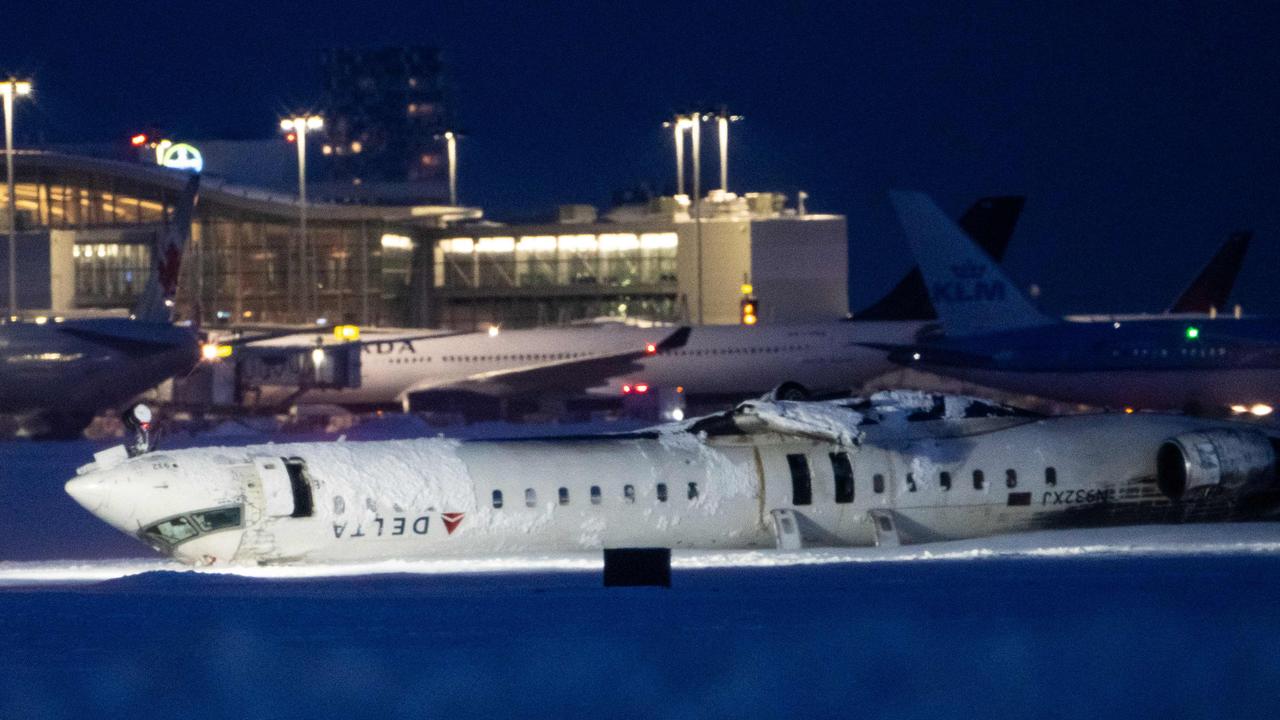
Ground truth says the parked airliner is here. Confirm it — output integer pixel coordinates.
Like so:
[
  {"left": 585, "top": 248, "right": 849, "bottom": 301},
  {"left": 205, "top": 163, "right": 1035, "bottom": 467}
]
[
  {"left": 0, "top": 175, "right": 200, "bottom": 437},
  {"left": 65, "top": 391, "right": 1280, "bottom": 564},
  {"left": 875, "top": 192, "right": 1280, "bottom": 412}
]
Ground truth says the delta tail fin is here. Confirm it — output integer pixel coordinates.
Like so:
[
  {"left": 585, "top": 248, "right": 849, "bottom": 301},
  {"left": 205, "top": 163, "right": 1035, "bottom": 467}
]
[
  {"left": 1166, "top": 231, "right": 1251, "bottom": 314},
  {"left": 852, "top": 196, "right": 1025, "bottom": 321},
  {"left": 133, "top": 174, "right": 199, "bottom": 323},
  {"left": 889, "top": 191, "right": 1054, "bottom": 337}
]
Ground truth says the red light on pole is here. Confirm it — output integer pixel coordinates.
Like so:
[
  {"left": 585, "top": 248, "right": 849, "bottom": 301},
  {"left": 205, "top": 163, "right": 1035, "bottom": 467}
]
[
  {"left": 285, "top": 132, "right": 297, "bottom": 143},
  {"left": 130, "top": 133, "right": 148, "bottom": 146}
]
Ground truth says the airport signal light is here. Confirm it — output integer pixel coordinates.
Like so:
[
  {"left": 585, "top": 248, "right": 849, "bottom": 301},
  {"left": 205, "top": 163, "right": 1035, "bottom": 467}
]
[
  {"left": 741, "top": 296, "right": 758, "bottom": 326},
  {"left": 1185, "top": 326, "right": 1200, "bottom": 341}
]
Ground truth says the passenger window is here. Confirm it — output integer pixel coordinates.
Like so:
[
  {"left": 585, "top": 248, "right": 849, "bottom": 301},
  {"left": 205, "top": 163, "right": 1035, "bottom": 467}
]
[
  {"left": 559, "top": 487, "right": 570, "bottom": 505},
  {"left": 657, "top": 483, "right": 668, "bottom": 502},
  {"left": 1045, "top": 467, "right": 1057, "bottom": 486},
  {"left": 973, "top": 469, "right": 985, "bottom": 490},
  {"left": 939, "top": 471, "right": 952, "bottom": 491},
  {"left": 873, "top": 473, "right": 885, "bottom": 494},
  {"left": 624, "top": 484, "right": 636, "bottom": 503},
  {"left": 525, "top": 489, "right": 537, "bottom": 507},
  {"left": 688, "top": 482, "right": 699, "bottom": 500},
  {"left": 492, "top": 490, "right": 503, "bottom": 509},
  {"left": 590, "top": 485, "right": 602, "bottom": 505},
  {"left": 906, "top": 472, "right": 917, "bottom": 492},
  {"left": 1006, "top": 469, "right": 1018, "bottom": 488},
  {"left": 830, "top": 452, "right": 854, "bottom": 504},
  {"left": 786, "top": 453, "right": 812, "bottom": 506}
]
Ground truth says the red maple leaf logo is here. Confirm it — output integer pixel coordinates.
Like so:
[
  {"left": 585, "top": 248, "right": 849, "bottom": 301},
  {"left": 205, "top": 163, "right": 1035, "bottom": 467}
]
[{"left": 441, "top": 512, "right": 465, "bottom": 535}]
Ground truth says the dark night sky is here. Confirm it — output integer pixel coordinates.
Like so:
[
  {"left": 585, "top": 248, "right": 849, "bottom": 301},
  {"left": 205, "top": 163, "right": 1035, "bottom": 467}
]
[{"left": 6, "top": 0, "right": 1280, "bottom": 315}]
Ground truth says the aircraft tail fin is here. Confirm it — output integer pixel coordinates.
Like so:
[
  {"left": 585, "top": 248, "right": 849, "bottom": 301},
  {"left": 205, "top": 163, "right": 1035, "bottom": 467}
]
[
  {"left": 889, "top": 191, "right": 1054, "bottom": 337},
  {"left": 1166, "top": 231, "right": 1251, "bottom": 314},
  {"left": 133, "top": 175, "right": 199, "bottom": 323},
  {"left": 851, "top": 196, "right": 1025, "bottom": 321}
]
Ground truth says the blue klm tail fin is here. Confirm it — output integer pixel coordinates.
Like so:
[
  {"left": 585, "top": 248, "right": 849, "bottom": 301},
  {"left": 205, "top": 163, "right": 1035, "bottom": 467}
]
[{"left": 889, "top": 191, "right": 1054, "bottom": 337}]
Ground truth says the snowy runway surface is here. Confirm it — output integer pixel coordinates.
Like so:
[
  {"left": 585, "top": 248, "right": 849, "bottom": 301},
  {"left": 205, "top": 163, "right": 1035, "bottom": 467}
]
[
  {"left": 3, "top": 523, "right": 1280, "bottom": 586},
  {"left": 4, "top": 436, "right": 1280, "bottom": 717}
]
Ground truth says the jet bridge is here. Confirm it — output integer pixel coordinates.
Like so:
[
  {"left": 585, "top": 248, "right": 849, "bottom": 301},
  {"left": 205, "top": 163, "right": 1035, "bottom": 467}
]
[{"left": 172, "top": 339, "right": 362, "bottom": 411}]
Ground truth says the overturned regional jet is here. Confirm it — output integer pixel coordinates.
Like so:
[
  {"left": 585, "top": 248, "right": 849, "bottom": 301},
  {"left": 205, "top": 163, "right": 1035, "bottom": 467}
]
[{"left": 67, "top": 392, "right": 1280, "bottom": 564}]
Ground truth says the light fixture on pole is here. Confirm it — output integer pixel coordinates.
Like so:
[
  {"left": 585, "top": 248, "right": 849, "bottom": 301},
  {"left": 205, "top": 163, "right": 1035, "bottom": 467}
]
[
  {"left": 280, "top": 113, "right": 323, "bottom": 320},
  {"left": 662, "top": 114, "right": 695, "bottom": 197},
  {"left": 713, "top": 109, "right": 742, "bottom": 193},
  {"left": 436, "top": 130, "right": 461, "bottom": 206},
  {"left": 2, "top": 77, "right": 32, "bottom": 317}
]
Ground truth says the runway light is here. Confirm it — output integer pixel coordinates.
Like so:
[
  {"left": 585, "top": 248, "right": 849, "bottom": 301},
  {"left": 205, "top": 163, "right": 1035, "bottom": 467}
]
[
  {"left": 645, "top": 342, "right": 657, "bottom": 354},
  {"left": 1185, "top": 326, "right": 1200, "bottom": 340},
  {"left": 130, "top": 133, "right": 148, "bottom": 146},
  {"left": 1250, "top": 403, "right": 1273, "bottom": 417}
]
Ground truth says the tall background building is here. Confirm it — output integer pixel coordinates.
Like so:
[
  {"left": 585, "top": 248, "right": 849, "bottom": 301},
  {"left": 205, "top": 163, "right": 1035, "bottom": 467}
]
[{"left": 316, "top": 46, "right": 453, "bottom": 204}]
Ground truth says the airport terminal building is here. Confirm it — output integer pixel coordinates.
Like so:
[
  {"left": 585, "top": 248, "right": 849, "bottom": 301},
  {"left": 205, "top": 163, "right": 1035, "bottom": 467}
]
[{"left": 1, "top": 151, "right": 848, "bottom": 330}]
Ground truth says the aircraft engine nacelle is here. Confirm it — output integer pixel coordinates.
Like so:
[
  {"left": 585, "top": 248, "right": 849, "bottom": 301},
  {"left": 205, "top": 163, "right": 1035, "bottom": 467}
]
[{"left": 1156, "top": 429, "right": 1279, "bottom": 501}]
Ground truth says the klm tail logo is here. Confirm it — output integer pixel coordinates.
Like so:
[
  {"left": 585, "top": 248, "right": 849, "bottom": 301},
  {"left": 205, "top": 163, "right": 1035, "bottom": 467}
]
[{"left": 930, "top": 261, "right": 1006, "bottom": 304}]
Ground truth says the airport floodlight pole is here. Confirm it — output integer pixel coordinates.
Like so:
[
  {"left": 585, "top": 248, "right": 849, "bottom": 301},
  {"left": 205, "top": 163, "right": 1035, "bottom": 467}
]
[
  {"left": 281, "top": 114, "right": 323, "bottom": 320},
  {"left": 714, "top": 110, "right": 742, "bottom": 193},
  {"left": 691, "top": 113, "right": 703, "bottom": 325},
  {"left": 663, "top": 115, "right": 693, "bottom": 196},
  {"left": 2, "top": 77, "right": 32, "bottom": 317},
  {"left": 442, "top": 131, "right": 459, "bottom": 206}
]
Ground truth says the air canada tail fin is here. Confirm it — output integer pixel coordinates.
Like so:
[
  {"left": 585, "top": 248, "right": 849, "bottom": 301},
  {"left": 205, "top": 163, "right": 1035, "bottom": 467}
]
[
  {"left": 133, "top": 174, "right": 199, "bottom": 323},
  {"left": 889, "top": 191, "right": 1054, "bottom": 337},
  {"left": 851, "top": 196, "right": 1025, "bottom": 321},
  {"left": 1166, "top": 231, "right": 1251, "bottom": 314}
]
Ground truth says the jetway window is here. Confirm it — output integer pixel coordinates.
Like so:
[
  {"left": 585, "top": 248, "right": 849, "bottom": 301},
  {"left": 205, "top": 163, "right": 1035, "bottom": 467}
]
[
  {"left": 492, "top": 490, "right": 504, "bottom": 509},
  {"left": 1006, "top": 469, "right": 1018, "bottom": 488},
  {"left": 873, "top": 474, "right": 885, "bottom": 494},
  {"left": 939, "top": 471, "right": 952, "bottom": 491},
  {"left": 787, "top": 454, "right": 812, "bottom": 506},
  {"left": 688, "top": 482, "right": 699, "bottom": 500},
  {"left": 657, "top": 483, "right": 668, "bottom": 502},
  {"left": 624, "top": 485, "right": 636, "bottom": 503},
  {"left": 559, "top": 487, "right": 570, "bottom": 505},
  {"left": 830, "top": 452, "right": 854, "bottom": 504},
  {"left": 973, "top": 470, "right": 985, "bottom": 490},
  {"left": 1045, "top": 467, "right": 1057, "bottom": 486},
  {"left": 591, "top": 486, "right": 602, "bottom": 505},
  {"left": 284, "top": 458, "right": 314, "bottom": 518},
  {"left": 525, "top": 489, "right": 537, "bottom": 507}
]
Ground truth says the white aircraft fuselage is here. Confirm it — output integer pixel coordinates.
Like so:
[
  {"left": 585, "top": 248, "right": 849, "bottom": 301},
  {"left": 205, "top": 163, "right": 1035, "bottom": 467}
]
[
  {"left": 294, "top": 320, "right": 924, "bottom": 407},
  {"left": 65, "top": 394, "right": 1280, "bottom": 565}
]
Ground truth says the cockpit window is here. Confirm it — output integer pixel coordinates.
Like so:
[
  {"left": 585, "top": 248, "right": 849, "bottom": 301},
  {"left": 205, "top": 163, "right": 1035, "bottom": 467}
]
[
  {"left": 142, "top": 516, "right": 200, "bottom": 544},
  {"left": 192, "top": 507, "right": 243, "bottom": 532}
]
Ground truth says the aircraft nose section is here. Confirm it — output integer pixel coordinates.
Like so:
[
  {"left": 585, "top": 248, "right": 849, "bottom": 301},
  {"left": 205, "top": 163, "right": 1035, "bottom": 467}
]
[{"left": 65, "top": 474, "right": 109, "bottom": 513}]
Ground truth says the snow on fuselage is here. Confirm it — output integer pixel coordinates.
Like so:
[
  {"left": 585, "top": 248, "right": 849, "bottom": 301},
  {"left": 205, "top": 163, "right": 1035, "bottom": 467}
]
[{"left": 64, "top": 395, "right": 1280, "bottom": 565}]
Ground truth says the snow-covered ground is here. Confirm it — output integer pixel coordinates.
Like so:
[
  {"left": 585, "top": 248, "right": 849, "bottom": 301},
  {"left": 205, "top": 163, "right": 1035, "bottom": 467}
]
[{"left": 3, "top": 421, "right": 1280, "bottom": 717}]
